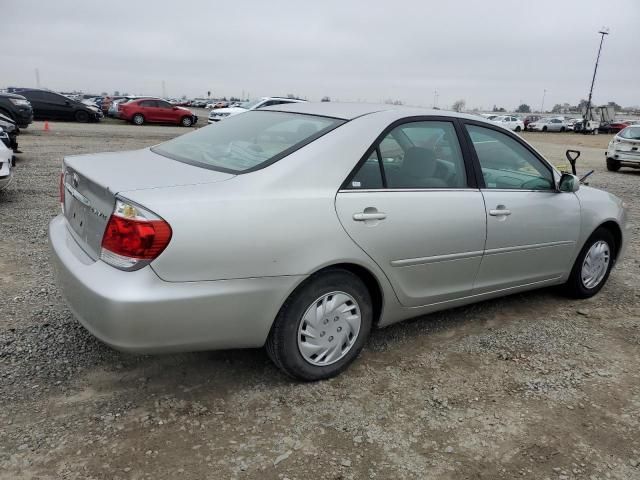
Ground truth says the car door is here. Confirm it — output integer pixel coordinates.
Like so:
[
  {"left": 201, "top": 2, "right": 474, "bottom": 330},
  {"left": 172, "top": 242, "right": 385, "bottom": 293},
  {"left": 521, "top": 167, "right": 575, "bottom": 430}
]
[
  {"left": 46, "top": 93, "right": 74, "bottom": 120},
  {"left": 335, "top": 118, "right": 487, "bottom": 307},
  {"left": 462, "top": 122, "right": 580, "bottom": 294},
  {"left": 155, "top": 100, "right": 176, "bottom": 122}
]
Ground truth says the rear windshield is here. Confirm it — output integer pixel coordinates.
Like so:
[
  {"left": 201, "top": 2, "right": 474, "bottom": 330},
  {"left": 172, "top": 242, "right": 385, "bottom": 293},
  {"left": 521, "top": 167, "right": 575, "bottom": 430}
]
[
  {"left": 620, "top": 126, "right": 640, "bottom": 140},
  {"left": 152, "top": 111, "right": 344, "bottom": 173}
]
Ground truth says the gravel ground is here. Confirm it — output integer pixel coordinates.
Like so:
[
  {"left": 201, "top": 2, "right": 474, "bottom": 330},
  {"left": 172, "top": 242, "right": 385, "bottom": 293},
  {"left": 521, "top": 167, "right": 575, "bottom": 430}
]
[{"left": 1, "top": 120, "right": 639, "bottom": 480}]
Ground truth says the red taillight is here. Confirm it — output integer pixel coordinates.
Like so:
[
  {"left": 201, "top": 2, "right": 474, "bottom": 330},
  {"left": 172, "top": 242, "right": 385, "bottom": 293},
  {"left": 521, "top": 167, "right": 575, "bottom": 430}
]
[
  {"left": 100, "top": 199, "right": 172, "bottom": 270},
  {"left": 102, "top": 216, "right": 171, "bottom": 259}
]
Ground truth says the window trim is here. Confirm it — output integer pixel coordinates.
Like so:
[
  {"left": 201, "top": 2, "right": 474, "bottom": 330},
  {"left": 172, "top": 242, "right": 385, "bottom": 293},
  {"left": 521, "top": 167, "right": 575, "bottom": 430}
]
[
  {"left": 340, "top": 116, "right": 478, "bottom": 191},
  {"left": 460, "top": 119, "right": 558, "bottom": 191}
]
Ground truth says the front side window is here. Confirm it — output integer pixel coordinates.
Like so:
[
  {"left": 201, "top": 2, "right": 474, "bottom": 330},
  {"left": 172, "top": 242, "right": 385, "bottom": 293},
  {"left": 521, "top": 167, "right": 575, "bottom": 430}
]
[
  {"left": 152, "top": 111, "right": 344, "bottom": 173},
  {"left": 466, "top": 124, "right": 554, "bottom": 190}
]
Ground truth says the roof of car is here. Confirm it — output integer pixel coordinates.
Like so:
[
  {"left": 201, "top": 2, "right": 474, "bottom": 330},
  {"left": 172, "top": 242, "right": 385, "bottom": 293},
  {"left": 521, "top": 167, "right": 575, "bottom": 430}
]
[{"left": 263, "top": 102, "right": 488, "bottom": 122}]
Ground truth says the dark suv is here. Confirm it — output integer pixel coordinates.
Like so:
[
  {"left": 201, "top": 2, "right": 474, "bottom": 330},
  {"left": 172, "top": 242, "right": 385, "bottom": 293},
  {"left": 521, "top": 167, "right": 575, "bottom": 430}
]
[
  {"left": 0, "top": 92, "right": 34, "bottom": 129},
  {"left": 13, "top": 89, "right": 102, "bottom": 123}
]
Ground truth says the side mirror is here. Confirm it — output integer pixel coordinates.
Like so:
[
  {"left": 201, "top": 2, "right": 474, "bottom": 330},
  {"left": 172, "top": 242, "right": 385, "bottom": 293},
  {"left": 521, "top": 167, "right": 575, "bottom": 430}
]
[{"left": 558, "top": 173, "right": 580, "bottom": 193}]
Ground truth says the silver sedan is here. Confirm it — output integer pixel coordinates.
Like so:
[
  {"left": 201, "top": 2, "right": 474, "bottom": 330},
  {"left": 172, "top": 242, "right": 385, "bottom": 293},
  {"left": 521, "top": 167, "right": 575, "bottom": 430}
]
[{"left": 49, "top": 103, "right": 630, "bottom": 380}]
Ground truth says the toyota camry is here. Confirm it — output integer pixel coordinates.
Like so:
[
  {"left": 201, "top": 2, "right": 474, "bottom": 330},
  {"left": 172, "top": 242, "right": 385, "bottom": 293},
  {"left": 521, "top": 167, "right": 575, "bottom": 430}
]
[{"left": 49, "top": 103, "right": 630, "bottom": 380}]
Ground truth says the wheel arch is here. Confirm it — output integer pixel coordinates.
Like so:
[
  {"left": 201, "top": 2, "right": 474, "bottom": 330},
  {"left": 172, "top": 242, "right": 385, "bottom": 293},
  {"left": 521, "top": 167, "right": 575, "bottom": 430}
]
[
  {"left": 597, "top": 220, "right": 622, "bottom": 261},
  {"left": 291, "top": 262, "right": 385, "bottom": 328}
]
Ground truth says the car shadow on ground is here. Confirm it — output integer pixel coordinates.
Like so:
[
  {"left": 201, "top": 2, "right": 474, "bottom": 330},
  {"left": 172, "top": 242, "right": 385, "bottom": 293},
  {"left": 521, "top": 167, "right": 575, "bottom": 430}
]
[{"left": 41, "top": 285, "right": 572, "bottom": 397}]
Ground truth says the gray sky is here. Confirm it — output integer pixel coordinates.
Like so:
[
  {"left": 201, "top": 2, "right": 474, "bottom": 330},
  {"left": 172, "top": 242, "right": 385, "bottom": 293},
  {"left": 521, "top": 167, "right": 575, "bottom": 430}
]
[{"left": 4, "top": 0, "right": 639, "bottom": 109}]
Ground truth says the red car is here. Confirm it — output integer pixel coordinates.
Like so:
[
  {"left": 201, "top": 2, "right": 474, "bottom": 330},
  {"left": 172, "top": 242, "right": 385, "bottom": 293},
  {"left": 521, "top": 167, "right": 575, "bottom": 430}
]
[{"left": 118, "top": 98, "right": 197, "bottom": 127}]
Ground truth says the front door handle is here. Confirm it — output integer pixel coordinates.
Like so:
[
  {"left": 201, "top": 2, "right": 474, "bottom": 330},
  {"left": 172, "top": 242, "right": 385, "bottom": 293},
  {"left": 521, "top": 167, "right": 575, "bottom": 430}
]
[
  {"left": 489, "top": 206, "right": 511, "bottom": 216},
  {"left": 353, "top": 211, "right": 387, "bottom": 221}
]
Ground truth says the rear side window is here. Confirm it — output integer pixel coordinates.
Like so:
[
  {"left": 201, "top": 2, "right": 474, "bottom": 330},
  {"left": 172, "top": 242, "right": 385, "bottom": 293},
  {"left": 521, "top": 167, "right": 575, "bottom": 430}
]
[
  {"left": 152, "top": 111, "right": 344, "bottom": 173},
  {"left": 348, "top": 121, "right": 467, "bottom": 189}
]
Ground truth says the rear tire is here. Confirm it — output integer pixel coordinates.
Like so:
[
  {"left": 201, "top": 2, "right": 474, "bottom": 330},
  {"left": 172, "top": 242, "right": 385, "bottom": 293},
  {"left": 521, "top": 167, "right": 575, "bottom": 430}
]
[
  {"left": 606, "top": 158, "right": 621, "bottom": 171},
  {"left": 561, "top": 127, "right": 566, "bottom": 132},
  {"left": 562, "top": 228, "right": 615, "bottom": 299},
  {"left": 75, "top": 110, "right": 89, "bottom": 123},
  {"left": 266, "top": 269, "right": 372, "bottom": 381},
  {"left": 542, "top": 126, "right": 547, "bottom": 132},
  {"left": 132, "top": 113, "right": 144, "bottom": 126},
  {"left": 180, "top": 116, "right": 193, "bottom": 127}
]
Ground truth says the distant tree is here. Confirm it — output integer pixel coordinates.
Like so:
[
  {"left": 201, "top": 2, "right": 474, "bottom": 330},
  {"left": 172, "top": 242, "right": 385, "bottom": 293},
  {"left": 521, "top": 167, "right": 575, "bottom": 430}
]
[
  {"left": 515, "top": 104, "right": 531, "bottom": 113},
  {"left": 181, "top": 94, "right": 187, "bottom": 100},
  {"left": 114, "top": 90, "right": 120, "bottom": 96},
  {"left": 551, "top": 104, "right": 562, "bottom": 114},
  {"left": 577, "top": 99, "right": 589, "bottom": 110},
  {"left": 452, "top": 99, "right": 466, "bottom": 112},
  {"left": 100, "top": 91, "right": 108, "bottom": 96},
  {"left": 321, "top": 96, "right": 331, "bottom": 102},
  {"left": 492, "top": 105, "right": 505, "bottom": 112},
  {"left": 607, "top": 101, "right": 622, "bottom": 112},
  {"left": 384, "top": 99, "right": 403, "bottom": 105},
  {"left": 122, "top": 92, "right": 129, "bottom": 96}
]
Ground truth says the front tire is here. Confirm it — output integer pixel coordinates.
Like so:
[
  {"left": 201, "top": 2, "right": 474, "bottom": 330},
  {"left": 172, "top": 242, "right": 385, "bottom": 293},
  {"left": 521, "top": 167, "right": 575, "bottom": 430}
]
[
  {"left": 266, "top": 269, "right": 373, "bottom": 381},
  {"left": 515, "top": 126, "right": 522, "bottom": 132},
  {"left": 606, "top": 158, "right": 621, "bottom": 171},
  {"left": 75, "top": 110, "right": 89, "bottom": 123},
  {"left": 542, "top": 126, "right": 548, "bottom": 132},
  {"left": 132, "top": 113, "right": 144, "bottom": 126},
  {"left": 562, "top": 228, "right": 615, "bottom": 299},
  {"left": 180, "top": 116, "right": 193, "bottom": 127}
]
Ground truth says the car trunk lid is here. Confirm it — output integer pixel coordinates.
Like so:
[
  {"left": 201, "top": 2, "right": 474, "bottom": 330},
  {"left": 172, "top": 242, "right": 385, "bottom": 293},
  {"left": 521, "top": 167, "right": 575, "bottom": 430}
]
[{"left": 62, "top": 148, "right": 234, "bottom": 260}]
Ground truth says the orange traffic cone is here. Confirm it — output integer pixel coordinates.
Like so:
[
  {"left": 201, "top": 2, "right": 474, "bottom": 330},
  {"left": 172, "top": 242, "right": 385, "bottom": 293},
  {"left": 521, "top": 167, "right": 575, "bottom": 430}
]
[{"left": 43, "top": 121, "right": 50, "bottom": 132}]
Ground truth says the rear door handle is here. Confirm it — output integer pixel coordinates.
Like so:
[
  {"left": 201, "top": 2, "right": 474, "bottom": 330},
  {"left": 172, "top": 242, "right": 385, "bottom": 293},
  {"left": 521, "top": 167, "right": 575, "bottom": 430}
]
[
  {"left": 489, "top": 207, "right": 511, "bottom": 216},
  {"left": 353, "top": 212, "right": 387, "bottom": 221}
]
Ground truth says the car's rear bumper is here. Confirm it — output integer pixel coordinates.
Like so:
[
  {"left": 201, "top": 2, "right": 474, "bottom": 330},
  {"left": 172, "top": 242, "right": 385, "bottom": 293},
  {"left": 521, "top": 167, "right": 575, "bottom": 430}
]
[
  {"left": 607, "top": 149, "right": 640, "bottom": 164},
  {"left": 49, "top": 215, "right": 303, "bottom": 353}
]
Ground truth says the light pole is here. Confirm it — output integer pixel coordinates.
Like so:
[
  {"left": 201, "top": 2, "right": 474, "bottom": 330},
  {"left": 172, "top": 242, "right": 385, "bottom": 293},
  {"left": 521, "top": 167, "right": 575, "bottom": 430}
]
[
  {"left": 433, "top": 90, "right": 438, "bottom": 109},
  {"left": 540, "top": 89, "right": 546, "bottom": 113},
  {"left": 583, "top": 28, "right": 609, "bottom": 126}
]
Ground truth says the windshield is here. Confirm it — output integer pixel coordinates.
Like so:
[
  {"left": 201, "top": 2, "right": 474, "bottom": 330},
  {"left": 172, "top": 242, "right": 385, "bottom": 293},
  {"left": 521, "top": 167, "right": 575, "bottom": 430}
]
[
  {"left": 620, "top": 126, "right": 640, "bottom": 140},
  {"left": 239, "top": 99, "right": 265, "bottom": 110},
  {"left": 152, "top": 111, "right": 344, "bottom": 173}
]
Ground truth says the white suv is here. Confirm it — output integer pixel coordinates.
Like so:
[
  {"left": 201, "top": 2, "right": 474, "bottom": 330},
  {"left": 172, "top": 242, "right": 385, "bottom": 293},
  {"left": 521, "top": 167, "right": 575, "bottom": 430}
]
[
  {"left": 208, "top": 97, "right": 306, "bottom": 123},
  {"left": 490, "top": 115, "right": 525, "bottom": 132}
]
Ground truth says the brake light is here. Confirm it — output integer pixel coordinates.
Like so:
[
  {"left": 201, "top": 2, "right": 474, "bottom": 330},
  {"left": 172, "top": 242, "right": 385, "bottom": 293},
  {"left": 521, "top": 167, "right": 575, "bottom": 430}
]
[{"left": 100, "top": 199, "right": 172, "bottom": 271}]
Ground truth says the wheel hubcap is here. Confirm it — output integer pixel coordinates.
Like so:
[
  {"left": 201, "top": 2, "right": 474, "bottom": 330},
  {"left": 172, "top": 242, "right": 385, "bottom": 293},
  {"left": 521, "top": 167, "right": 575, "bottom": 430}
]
[
  {"left": 581, "top": 240, "right": 610, "bottom": 289},
  {"left": 297, "top": 291, "right": 361, "bottom": 366}
]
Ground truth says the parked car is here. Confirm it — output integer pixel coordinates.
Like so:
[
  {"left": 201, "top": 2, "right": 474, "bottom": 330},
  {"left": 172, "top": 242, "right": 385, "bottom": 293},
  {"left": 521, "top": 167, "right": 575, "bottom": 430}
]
[
  {"left": 118, "top": 98, "right": 197, "bottom": 126},
  {"left": 523, "top": 115, "right": 541, "bottom": 130},
  {"left": 15, "top": 89, "right": 102, "bottom": 123},
  {"left": 0, "top": 92, "right": 33, "bottom": 128},
  {"left": 0, "top": 133, "right": 14, "bottom": 191},
  {"left": 206, "top": 101, "right": 229, "bottom": 110},
  {"left": 50, "top": 103, "right": 629, "bottom": 380},
  {"left": 489, "top": 115, "right": 524, "bottom": 132},
  {"left": 0, "top": 113, "right": 20, "bottom": 152},
  {"left": 565, "top": 118, "right": 581, "bottom": 131},
  {"left": 208, "top": 97, "right": 306, "bottom": 123},
  {"left": 528, "top": 117, "right": 568, "bottom": 132},
  {"left": 599, "top": 120, "right": 633, "bottom": 134},
  {"left": 101, "top": 96, "right": 128, "bottom": 115},
  {"left": 190, "top": 98, "right": 209, "bottom": 108},
  {"left": 605, "top": 125, "right": 640, "bottom": 171}
]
